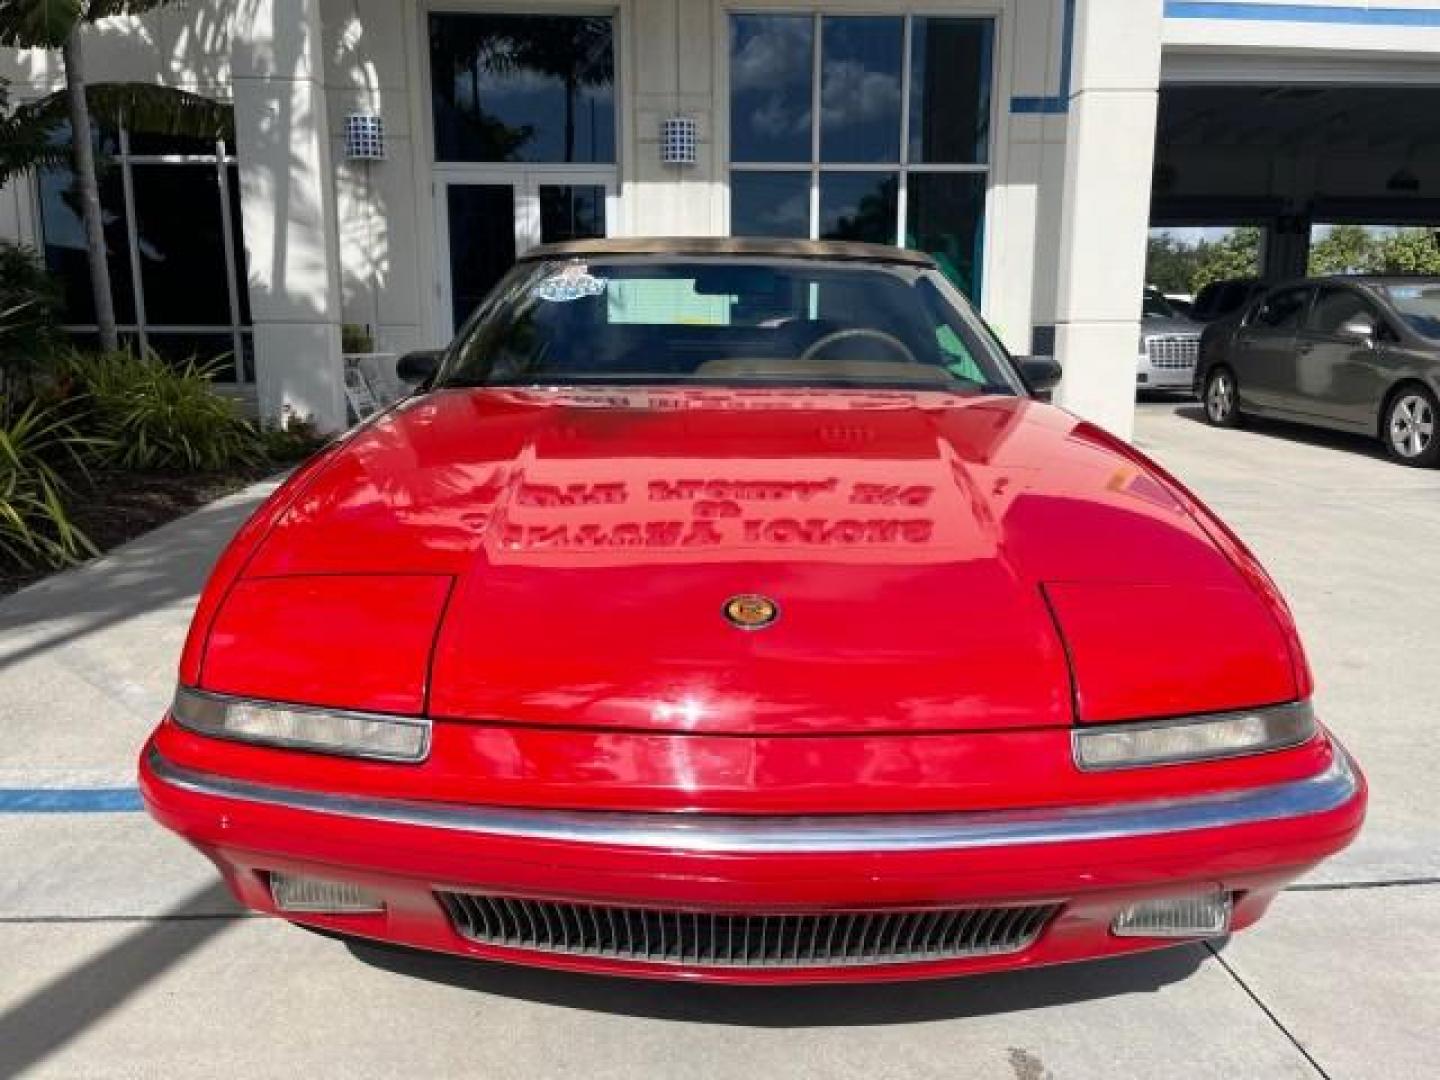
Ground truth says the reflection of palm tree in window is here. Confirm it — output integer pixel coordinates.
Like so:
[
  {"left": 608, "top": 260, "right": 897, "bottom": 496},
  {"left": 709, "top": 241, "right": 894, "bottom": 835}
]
[
  {"left": 826, "top": 177, "right": 898, "bottom": 246},
  {"left": 433, "top": 16, "right": 614, "bottom": 163},
  {"left": 503, "top": 18, "right": 613, "bottom": 163},
  {"left": 433, "top": 23, "right": 534, "bottom": 161}
]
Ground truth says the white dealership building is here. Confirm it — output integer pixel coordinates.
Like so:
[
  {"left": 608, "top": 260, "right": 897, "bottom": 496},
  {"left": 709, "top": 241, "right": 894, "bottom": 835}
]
[{"left": 3, "top": 0, "right": 1439, "bottom": 433}]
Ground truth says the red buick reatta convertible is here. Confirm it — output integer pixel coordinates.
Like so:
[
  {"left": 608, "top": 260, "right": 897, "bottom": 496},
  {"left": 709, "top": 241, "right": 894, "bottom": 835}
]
[{"left": 141, "top": 239, "right": 1365, "bottom": 983}]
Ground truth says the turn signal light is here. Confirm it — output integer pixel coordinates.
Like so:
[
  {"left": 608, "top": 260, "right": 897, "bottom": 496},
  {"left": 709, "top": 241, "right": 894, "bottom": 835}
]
[
  {"left": 1073, "top": 701, "right": 1316, "bottom": 770},
  {"left": 172, "top": 685, "right": 429, "bottom": 762}
]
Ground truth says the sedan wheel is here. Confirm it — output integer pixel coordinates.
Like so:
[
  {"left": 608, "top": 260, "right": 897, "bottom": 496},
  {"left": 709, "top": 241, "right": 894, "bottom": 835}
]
[
  {"left": 1204, "top": 368, "right": 1241, "bottom": 428},
  {"left": 1384, "top": 388, "right": 1440, "bottom": 467}
]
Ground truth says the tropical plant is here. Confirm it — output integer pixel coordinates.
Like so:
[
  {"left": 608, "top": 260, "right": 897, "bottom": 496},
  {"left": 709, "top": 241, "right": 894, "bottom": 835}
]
[
  {"left": 1373, "top": 228, "right": 1440, "bottom": 274},
  {"left": 258, "top": 415, "right": 327, "bottom": 465},
  {"left": 0, "top": 75, "right": 67, "bottom": 184},
  {"left": 1308, "top": 226, "right": 1440, "bottom": 276},
  {"left": 1308, "top": 224, "right": 1376, "bottom": 276},
  {"left": 0, "top": 397, "right": 95, "bottom": 568},
  {"left": 0, "top": 241, "right": 64, "bottom": 410},
  {"left": 341, "top": 323, "right": 375, "bottom": 354},
  {"left": 1193, "top": 228, "right": 1263, "bottom": 292},
  {"left": 65, "top": 348, "right": 261, "bottom": 471},
  {"left": 1145, "top": 233, "right": 1204, "bottom": 295},
  {"left": 1146, "top": 228, "right": 1262, "bottom": 295},
  {"left": 0, "top": 2, "right": 232, "bottom": 351}
]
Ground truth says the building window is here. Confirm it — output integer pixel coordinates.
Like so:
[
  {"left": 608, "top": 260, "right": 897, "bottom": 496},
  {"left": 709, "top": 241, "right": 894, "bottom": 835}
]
[
  {"left": 429, "top": 13, "right": 616, "bottom": 164},
  {"left": 728, "top": 13, "right": 993, "bottom": 299},
  {"left": 36, "top": 113, "right": 252, "bottom": 382}
]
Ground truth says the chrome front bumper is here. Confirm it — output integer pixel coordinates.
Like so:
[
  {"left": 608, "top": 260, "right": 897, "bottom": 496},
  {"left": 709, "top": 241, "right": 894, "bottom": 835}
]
[
  {"left": 145, "top": 746, "right": 1360, "bottom": 856},
  {"left": 1136, "top": 354, "right": 1196, "bottom": 390}
]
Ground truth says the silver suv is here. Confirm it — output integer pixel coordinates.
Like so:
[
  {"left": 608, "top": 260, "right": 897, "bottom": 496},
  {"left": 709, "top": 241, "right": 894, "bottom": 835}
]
[{"left": 1137, "top": 287, "right": 1203, "bottom": 393}]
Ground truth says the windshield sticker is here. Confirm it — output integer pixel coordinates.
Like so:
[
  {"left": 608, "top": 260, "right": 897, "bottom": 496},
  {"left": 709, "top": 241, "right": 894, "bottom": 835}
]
[
  {"left": 533, "top": 263, "right": 607, "bottom": 303},
  {"left": 1391, "top": 286, "right": 1423, "bottom": 299}
]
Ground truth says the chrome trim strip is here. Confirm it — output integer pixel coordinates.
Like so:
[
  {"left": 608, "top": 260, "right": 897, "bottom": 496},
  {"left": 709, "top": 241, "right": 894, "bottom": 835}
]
[
  {"left": 145, "top": 746, "right": 1360, "bottom": 856},
  {"left": 520, "top": 237, "right": 936, "bottom": 267}
]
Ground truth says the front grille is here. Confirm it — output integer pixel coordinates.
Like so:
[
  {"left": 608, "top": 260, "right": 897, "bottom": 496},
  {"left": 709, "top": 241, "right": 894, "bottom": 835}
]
[
  {"left": 437, "top": 891, "right": 1057, "bottom": 968},
  {"left": 1146, "top": 334, "right": 1200, "bottom": 369}
]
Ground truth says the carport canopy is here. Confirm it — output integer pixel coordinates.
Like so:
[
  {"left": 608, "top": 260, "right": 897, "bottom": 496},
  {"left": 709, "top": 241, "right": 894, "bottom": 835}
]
[{"left": 1151, "top": 80, "right": 1440, "bottom": 281}]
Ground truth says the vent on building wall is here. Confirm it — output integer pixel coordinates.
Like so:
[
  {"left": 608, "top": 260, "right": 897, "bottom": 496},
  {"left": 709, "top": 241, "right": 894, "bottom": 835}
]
[
  {"left": 344, "top": 114, "right": 386, "bottom": 161},
  {"left": 660, "top": 116, "right": 698, "bottom": 167}
]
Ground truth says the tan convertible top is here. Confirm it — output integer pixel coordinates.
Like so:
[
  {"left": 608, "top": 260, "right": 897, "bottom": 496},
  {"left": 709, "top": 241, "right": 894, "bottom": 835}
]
[{"left": 520, "top": 236, "right": 936, "bottom": 267}]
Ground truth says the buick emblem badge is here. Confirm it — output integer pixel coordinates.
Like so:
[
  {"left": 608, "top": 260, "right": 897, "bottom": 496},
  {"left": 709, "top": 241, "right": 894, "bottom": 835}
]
[{"left": 723, "top": 594, "right": 779, "bottom": 630}]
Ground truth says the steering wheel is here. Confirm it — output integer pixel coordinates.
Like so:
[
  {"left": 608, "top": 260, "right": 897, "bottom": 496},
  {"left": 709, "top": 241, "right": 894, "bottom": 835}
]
[{"left": 799, "top": 327, "right": 917, "bottom": 366}]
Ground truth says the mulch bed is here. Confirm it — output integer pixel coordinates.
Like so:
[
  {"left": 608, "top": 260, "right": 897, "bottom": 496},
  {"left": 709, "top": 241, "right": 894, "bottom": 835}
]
[{"left": 0, "top": 465, "right": 285, "bottom": 598}]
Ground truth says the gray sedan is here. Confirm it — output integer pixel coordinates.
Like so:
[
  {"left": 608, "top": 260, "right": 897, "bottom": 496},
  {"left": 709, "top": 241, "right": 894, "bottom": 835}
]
[{"left": 1195, "top": 276, "right": 1440, "bottom": 466}]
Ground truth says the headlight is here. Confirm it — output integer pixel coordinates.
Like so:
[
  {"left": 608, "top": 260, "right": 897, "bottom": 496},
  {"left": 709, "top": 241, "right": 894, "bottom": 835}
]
[
  {"left": 171, "top": 686, "right": 429, "bottom": 762},
  {"left": 1073, "top": 701, "right": 1316, "bottom": 770}
]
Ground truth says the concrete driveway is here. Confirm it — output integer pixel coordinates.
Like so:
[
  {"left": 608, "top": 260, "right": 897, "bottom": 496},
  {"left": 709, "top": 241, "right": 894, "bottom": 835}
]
[{"left": 2, "top": 401, "right": 1435, "bottom": 1079}]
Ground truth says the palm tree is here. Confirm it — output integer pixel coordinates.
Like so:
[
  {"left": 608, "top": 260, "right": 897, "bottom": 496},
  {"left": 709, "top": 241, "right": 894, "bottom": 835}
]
[{"left": 0, "top": 2, "right": 228, "bottom": 351}]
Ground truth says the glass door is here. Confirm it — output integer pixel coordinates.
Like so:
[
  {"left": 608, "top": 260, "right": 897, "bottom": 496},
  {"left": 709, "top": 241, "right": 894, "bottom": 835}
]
[
  {"left": 436, "top": 170, "right": 614, "bottom": 335},
  {"left": 436, "top": 174, "right": 519, "bottom": 337}
]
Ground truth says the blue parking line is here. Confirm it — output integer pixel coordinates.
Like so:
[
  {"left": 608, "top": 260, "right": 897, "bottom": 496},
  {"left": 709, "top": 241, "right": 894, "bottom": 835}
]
[{"left": 0, "top": 788, "right": 144, "bottom": 812}]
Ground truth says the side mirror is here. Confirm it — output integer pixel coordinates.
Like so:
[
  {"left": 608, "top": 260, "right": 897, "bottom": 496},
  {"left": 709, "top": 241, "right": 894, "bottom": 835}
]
[
  {"left": 1016, "top": 355, "right": 1063, "bottom": 396},
  {"left": 1337, "top": 315, "right": 1377, "bottom": 347},
  {"left": 396, "top": 348, "right": 443, "bottom": 386}
]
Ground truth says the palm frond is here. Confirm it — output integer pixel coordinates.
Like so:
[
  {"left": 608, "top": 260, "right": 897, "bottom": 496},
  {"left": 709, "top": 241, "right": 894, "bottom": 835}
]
[
  {"left": 0, "top": 75, "right": 67, "bottom": 183},
  {"left": 84, "top": 0, "right": 173, "bottom": 22},
  {"left": 0, "top": 0, "right": 84, "bottom": 49},
  {"left": 0, "top": 396, "right": 95, "bottom": 569},
  {"left": 24, "top": 81, "right": 233, "bottom": 143}
]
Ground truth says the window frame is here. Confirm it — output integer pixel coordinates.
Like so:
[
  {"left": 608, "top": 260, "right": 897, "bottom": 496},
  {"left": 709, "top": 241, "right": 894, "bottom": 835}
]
[
  {"left": 1248, "top": 286, "right": 1314, "bottom": 332},
  {"left": 1306, "top": 284, "right": 1390, "bottom": 340},
  {"left": 33, "top": 123, "right": 252, "bottom": 383},
  {"left": 418, "top": 5, "right": 626, "bottom": 341},
  {"left": 724, "top": 10, "right": 995, "bottom": 255}
]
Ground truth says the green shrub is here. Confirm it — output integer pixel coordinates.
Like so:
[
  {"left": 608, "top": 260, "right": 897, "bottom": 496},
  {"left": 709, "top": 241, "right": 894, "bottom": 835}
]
[
  {"left": 0, "top": 399, "right": 96, "bottom": 568},
  {"left": 341, "top": 323, "right": 375, "bottom": 353},
  {"left": 0, "top": 241, "right": 64, "bottom": 405},
  {"left": 259, "top": 415, "right": 327, "bottom": 465},
  {"left": 66, "top": 349, "right": 262, "bottom": 472}
]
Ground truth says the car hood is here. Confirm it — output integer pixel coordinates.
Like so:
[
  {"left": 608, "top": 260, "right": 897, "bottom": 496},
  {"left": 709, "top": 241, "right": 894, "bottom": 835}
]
[
  {"left": 1141, "top": 316, "right": 1201, "bottom": 338},
  {"left": 234, "top": 387, "right": 1286, "bottom": 734}
]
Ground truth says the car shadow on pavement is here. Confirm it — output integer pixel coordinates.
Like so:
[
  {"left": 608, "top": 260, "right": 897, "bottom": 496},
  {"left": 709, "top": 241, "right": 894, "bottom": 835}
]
[
  {"left": 0, "top": 882, "right": 244, "bottom": 1077},
  {"left": 1171, "top": 404, "right": 1390, "bottom": 463},
  {"left": 1136, "top": 390, "right": 1196, "bottom": 405},
  {"left": 342, "top": 938, "right": 1209, "bottom": 1027}
]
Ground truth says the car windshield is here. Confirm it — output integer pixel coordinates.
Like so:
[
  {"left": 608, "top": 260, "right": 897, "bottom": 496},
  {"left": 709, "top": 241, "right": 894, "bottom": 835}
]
[
  {"left": 1143, "top": 289, "right": 1177, "bottom": 318},
  {"left": 1381, "top": 283, "right": 1440, "bottom": 340},
  {"left": 436, "top": 256, "right": 1020, "bottom": 394}
]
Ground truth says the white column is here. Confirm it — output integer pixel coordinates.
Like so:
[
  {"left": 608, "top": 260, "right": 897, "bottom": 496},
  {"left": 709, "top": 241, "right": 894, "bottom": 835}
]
[
  {"left": 1051, "top": 0, "right": 1163, "bottom": 440},
  {"left": 626, "top": 0, "right": 722, "bottom": 236},
  {"left": 232, "top": 0, "right": 346, "bottom": 431},
  {"left": 323, "top": 0, "right": 425, "bottom": 357}
]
